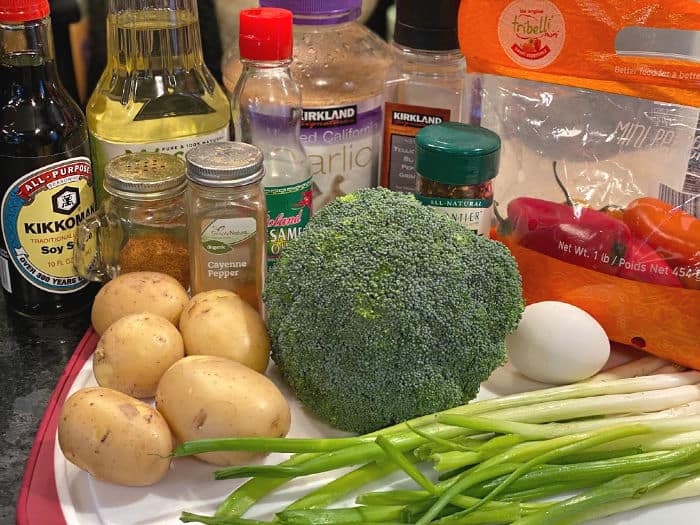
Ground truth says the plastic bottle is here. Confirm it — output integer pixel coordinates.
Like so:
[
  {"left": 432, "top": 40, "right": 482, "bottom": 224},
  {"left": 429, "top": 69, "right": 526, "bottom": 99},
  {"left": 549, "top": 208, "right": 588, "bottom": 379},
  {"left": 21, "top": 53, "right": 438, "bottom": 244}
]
[
  {"left": 381, "top": 0, "right": 472, "bottom": 193},
  {"left": 86, "top": 0, "right": 231, "bottom": 203},
  {"left": 256, "top": 0, "right": 392, "bottom": 209},
  {"left": 231, "top": 7, "right": 312, "bottom": 268},
  {"left": 0, "top": 0, "right": 98, "bottom": 317}
]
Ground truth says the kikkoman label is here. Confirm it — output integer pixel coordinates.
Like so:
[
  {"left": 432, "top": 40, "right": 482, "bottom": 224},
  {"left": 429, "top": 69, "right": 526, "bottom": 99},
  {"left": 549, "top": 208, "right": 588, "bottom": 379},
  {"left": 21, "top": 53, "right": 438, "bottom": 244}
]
[
  {"left": 0, "top": 157, "right": 95, "bottom": 293},
  {"left": 265, "top": 178, "right": 312, "bottom": 268},
  {"left": 498, "top": 0, "right": 565, "bottom": 69}
]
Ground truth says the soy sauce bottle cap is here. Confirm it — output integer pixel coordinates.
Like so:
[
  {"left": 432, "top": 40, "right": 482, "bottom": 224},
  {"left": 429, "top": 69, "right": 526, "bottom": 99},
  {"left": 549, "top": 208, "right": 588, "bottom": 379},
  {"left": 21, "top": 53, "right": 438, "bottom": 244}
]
[{"left": 0, "top": 0, "right": 50, "bottom": 23}]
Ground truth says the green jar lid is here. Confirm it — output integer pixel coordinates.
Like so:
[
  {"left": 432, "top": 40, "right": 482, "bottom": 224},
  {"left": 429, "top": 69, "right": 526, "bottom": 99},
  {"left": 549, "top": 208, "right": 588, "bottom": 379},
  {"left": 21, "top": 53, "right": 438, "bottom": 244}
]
[{"left": 415, "top": 122, "right": 501, "bottom": 186}]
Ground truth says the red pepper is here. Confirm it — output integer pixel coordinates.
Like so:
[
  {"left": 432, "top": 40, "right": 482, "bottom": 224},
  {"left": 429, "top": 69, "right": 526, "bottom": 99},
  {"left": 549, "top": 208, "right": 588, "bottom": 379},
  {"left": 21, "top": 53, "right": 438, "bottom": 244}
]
[
  {"left": 617, "top": 236, "right": 681, "bottom": 287},
  {"left": 504, "top": 197, "right": 632, "bottom": 275}
]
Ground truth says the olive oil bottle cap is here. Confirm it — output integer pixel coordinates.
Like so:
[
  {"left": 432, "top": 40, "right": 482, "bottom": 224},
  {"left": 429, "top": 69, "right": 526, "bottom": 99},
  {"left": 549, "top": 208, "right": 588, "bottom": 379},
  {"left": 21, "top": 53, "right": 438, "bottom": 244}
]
[
  {"left": 416, "top": 122, "right": 501, "bottom": 186},
  {"left": 0, "top": 0, "right": 49, "bottom": 22}
]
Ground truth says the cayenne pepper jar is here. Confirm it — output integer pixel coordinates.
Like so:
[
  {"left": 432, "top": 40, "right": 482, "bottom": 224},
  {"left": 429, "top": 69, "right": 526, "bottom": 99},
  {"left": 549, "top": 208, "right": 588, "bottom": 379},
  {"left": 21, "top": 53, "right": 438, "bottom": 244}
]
[
  {"left": 414, "top": 122, "right": 501, "bottom": 236},
  {"left": 73, "top": 152, "right": 189, "bottom": 288},
  {"left": 185, "top": 142, "right": 267, "bottom": 312}
]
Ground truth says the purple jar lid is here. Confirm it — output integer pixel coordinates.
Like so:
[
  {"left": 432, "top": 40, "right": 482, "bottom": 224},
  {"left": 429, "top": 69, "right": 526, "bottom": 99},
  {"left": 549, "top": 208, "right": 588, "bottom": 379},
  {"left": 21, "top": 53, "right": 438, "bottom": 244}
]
[{"left": 259, "top": 0, "right": 361, "bottom": 24}]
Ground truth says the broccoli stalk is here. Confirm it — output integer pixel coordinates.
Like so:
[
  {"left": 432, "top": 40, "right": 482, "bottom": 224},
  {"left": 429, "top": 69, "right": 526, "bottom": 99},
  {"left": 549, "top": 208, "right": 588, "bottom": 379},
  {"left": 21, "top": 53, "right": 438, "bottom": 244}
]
[{"left": 264, "top": 188, "right": 524, "bottom": 434}]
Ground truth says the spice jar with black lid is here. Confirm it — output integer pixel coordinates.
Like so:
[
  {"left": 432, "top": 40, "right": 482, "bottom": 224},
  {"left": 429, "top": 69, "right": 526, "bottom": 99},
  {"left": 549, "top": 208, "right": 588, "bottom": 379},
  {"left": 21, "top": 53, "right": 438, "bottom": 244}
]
[
  {"left": 415, "top": 122, "right": 501, "bottom": 236},
  {"left": 185, "top": 142, "right": 267, "bottom": 313},
  {"left": 74, "top": 152, "right": 189, "bottom": 288}
]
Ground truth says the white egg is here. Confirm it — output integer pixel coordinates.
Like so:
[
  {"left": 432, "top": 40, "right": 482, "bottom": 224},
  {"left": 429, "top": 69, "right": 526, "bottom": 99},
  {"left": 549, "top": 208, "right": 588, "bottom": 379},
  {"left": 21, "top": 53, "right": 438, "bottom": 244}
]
[{"left": 506, "top": 301, "right": 610, "bottom": 385}]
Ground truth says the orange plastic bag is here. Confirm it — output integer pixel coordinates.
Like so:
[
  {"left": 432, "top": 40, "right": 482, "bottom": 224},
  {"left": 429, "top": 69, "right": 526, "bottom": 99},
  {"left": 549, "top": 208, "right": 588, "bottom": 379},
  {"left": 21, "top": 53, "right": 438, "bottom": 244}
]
[{"left": 460, "top": 0, "right": 700, "bottom": 367}]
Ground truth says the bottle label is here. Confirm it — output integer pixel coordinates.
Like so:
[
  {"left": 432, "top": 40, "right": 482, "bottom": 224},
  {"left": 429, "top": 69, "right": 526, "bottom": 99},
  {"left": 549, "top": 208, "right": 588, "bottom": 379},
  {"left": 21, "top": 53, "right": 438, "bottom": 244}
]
[
  {"left": 0, "top": 156, "right": 95, "bottom": 293},
  {"left": 300, "top": 96, "right": 383, "bottom": 209},
  {"left": 380, "top": 102, "right": 452, "bottom": 193},
  {"left": 416, "top": 195, "right": 493, "bottom": 236},
  {"left": 201, "top": 218, "right": 257, "bottom": 255},
  {"left": 89, "top": 127, "right": 230, "bottom": 202},
  {"left": 265, "top": 178, "right": 313, "bottom": 268}
]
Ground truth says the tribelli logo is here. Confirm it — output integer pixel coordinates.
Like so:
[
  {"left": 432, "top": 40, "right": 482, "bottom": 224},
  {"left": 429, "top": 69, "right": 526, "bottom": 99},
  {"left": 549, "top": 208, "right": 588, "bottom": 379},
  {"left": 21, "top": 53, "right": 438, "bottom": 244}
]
[{"left": 498, "top": 0, "right": 565, "bottom": 69}]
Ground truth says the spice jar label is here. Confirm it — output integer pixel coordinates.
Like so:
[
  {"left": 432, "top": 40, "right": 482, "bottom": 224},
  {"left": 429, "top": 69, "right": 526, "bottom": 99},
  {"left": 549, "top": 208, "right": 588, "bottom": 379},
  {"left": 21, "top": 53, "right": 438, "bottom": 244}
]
[
  {"left": 0, "top": 155, "right": 95, "bottom": 293},
  {"left": 381, "top": 103, "right": 452, "bottom": 193},
  {"left": 201, "top": 218, "right": 257, "bottom": 254},
  {"left": 416, "top": 196, "right": 493, "bottom": 236},
  {"left": 265, "top": 178, "right": 313, "bottom": 268}
]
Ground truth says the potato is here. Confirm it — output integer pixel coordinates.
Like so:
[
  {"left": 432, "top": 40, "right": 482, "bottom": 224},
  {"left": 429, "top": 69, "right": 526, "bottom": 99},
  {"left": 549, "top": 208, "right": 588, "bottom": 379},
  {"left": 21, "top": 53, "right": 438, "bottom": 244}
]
[
  {"left": 58, "top": 387, "right": 173, "bottom": 486},
  {"left": 91, "top": 271, "right": 189, "bottom": 335},
  {"left": 93, "top": 313, "right": 185, "bottom": 398},
  {"left": 155, "top": 355, "right": 290, "bottom": 465},
  {"left": 179, "top": 290, "right": 270, "bottom": 373}
]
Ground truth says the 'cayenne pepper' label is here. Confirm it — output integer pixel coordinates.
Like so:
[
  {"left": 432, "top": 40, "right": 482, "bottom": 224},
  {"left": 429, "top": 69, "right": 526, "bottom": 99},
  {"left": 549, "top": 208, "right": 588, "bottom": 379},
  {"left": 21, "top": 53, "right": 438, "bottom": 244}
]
[
  {"left": 0, "top": 156, "right": 95, "bottom": 293},
  {"left": 498, "top": 0, "right": 565, "bottom": 70},
  {"left": 265, "top": 179, "right": 312, "bottom": 268}
]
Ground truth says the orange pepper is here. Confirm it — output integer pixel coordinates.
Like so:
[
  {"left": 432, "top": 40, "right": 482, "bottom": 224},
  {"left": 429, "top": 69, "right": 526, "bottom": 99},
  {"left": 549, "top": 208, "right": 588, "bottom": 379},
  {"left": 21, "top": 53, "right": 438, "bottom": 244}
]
[
  {"left": 623, "top": 197, "right": 700, "bottom": 264},
  {"left": 492, "top": 229, "right": 700, "bottom": 369}
]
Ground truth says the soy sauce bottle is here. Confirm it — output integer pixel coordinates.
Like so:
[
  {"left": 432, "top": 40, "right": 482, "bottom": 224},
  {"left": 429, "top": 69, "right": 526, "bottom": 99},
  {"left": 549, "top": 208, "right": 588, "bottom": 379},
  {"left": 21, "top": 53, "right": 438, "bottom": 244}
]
[{"left": 0, "top": 0, "right": 97, "bottom": 317}]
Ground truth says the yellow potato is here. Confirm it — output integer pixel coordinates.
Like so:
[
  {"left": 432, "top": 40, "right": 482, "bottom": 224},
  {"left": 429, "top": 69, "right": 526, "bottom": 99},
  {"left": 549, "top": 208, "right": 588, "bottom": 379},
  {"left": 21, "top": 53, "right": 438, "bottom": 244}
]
[
  {"left": 91, "top": 271, "right": 189, "bottom": 335},
  {"left": 93, "top": 313, "right": 185, "bottom": 398},
  {"left": 179, "top": 290, "right": 270, "bottom": 373},
  {"left": 155, "top": 355, "right": 291, "bottom": 465},
  {"left": 58, "top": 387, "right": 173, "bottom": 486}
]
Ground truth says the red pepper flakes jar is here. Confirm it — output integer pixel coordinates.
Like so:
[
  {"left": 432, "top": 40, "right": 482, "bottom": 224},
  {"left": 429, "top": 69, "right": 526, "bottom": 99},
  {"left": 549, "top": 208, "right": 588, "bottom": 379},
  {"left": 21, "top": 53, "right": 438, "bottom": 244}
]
[{"left": 414, "top": 122, "right": 501, "bottom": 236}]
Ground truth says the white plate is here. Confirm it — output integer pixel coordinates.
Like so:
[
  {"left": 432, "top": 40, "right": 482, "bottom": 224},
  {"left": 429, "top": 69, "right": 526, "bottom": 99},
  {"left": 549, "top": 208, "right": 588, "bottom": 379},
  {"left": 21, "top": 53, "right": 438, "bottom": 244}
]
[{"left": 54, "top": 351, "right": 700, "bottom": 524}]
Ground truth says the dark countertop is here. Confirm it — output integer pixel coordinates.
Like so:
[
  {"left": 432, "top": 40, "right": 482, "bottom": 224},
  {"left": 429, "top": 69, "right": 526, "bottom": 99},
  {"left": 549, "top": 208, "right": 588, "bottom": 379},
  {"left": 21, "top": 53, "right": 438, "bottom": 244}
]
[{"left": 0, "top": 300, "right": 91, "bottom": 523}]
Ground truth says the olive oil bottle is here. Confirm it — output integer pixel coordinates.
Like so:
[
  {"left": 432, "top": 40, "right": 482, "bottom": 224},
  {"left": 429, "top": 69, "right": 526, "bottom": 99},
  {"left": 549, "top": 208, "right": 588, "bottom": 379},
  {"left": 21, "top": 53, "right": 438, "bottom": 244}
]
[{"left": 87, "top": 0, "right": 230, "bottom": 202}]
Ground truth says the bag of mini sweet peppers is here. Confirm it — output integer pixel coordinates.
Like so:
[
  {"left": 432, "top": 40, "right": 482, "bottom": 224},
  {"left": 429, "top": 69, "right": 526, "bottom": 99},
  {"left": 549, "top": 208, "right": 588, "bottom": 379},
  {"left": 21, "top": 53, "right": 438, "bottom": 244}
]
[{"left": 459, "top": 0, "right": 700, "bottom": 367}]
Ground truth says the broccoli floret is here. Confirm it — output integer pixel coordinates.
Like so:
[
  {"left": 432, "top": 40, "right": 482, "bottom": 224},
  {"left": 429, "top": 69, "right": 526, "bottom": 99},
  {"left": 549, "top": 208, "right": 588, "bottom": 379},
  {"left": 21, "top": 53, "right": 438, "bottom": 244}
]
[{"left": 264, "top": 188, "right": 524, "bottom": 434}]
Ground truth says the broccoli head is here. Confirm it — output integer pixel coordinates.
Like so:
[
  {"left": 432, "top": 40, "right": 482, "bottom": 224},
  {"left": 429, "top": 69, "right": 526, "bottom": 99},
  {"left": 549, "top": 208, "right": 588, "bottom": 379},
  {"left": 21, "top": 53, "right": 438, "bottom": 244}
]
[{"left": 264, "top": 188, "right": 524, "bottom": 434}]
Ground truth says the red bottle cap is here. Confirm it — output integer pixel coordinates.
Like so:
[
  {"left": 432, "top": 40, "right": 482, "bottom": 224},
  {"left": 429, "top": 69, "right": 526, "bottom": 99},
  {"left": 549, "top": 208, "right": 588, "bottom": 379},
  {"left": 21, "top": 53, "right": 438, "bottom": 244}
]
[
  {"left": 0, "top": 0, "right": 50, "bottom": 22},
  {"left": 239, "top": 7, "right": 293, "bottom": 62}
]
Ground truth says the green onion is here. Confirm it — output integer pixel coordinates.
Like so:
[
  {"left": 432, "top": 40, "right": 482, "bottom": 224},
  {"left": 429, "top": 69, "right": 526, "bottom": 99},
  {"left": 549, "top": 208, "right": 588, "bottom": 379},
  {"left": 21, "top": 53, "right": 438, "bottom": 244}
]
[{"left": 172, "top": 370, "right": 700, "bottom": 524}]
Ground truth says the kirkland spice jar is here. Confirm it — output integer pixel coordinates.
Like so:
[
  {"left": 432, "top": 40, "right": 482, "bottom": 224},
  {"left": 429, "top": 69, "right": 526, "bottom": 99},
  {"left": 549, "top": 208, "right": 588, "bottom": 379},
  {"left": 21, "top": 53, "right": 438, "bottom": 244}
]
[{"left": 415, "top": 122, "right": 501, "bottom": 236}]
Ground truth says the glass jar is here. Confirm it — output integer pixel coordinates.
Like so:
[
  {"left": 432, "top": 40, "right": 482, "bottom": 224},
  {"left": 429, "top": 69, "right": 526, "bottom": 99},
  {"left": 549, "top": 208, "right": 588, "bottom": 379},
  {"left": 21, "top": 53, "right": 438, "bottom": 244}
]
[
  {"left": 74, "top": 152, "right": 189, "bottom": 287},
  {"left": 185, "top": 142, "right": 267, "bottom": 312},
  {"left": 415, "top": 122, "right": 501, "bottom": 236}
]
